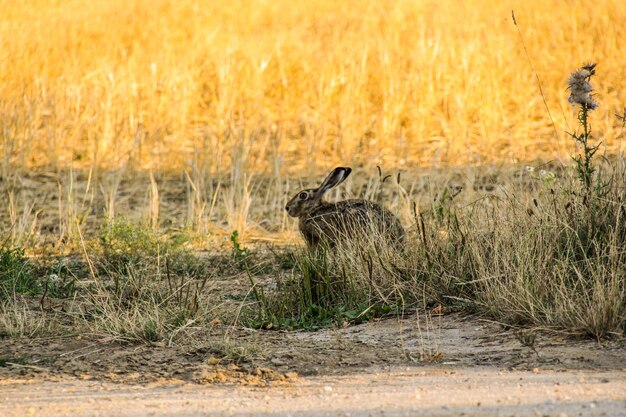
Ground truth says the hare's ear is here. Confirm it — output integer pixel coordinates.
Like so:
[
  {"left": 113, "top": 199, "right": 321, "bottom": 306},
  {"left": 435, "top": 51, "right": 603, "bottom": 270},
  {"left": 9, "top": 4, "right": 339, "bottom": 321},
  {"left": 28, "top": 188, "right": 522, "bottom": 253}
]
[{"left": 316, "top": 167, "right": 352, "bottom": 195}]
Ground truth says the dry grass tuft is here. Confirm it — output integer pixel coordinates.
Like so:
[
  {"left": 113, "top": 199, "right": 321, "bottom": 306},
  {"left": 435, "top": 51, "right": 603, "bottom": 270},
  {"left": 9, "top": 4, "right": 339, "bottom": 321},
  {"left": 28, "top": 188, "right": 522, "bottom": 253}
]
[{"left": 2, "top": 0, "right": 626, "bottom": 174}]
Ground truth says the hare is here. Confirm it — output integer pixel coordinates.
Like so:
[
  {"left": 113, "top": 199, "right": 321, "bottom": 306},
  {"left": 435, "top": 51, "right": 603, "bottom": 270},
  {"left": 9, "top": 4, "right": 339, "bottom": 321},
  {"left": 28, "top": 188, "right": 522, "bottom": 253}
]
[{"left": 285, "top": 167, "right": 405, "bottom": 249}]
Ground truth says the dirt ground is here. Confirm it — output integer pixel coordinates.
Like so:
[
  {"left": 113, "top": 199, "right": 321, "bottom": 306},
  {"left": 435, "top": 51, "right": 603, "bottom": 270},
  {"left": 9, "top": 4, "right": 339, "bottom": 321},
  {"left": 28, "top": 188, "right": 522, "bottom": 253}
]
[{"left": 1, "top": 313, "right": 625, "bottom": 416}]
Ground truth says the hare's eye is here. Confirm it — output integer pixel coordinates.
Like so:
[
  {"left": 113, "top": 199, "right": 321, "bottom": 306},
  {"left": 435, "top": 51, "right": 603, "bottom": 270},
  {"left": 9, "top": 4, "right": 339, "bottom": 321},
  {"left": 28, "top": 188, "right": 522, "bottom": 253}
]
[{"left": 298, "top": 192, "right": 308, "bottom": 200}]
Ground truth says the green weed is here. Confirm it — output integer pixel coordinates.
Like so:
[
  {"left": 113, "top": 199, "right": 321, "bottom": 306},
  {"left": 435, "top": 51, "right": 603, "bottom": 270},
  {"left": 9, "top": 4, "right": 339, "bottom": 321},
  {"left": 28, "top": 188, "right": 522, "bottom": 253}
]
[
  {"left": 0, "top": 243, "right": 38, "bottom": 300},
  {"left": 248, "top": 239, "right": 410, "bottom": 330}
]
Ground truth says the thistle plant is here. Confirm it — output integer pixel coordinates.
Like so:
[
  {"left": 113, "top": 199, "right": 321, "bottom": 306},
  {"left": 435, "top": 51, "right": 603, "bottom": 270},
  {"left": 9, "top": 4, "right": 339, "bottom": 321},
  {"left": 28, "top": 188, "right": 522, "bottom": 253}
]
[{"left": 567, "top": 63, "right": 599, "bottom": 196}]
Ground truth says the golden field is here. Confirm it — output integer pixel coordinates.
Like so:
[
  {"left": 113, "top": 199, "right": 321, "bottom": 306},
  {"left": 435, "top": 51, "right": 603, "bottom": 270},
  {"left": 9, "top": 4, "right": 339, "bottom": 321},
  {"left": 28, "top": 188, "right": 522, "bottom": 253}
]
[{"left": 1, "top": 0, "right": 625, "bottom": 174}]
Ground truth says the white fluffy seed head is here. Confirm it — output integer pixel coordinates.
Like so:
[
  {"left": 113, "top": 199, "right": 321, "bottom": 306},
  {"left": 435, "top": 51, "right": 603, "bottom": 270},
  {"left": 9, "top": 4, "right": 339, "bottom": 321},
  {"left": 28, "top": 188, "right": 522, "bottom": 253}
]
[{"left": 567, "top": 67, "right": 598, "bottom": 110}]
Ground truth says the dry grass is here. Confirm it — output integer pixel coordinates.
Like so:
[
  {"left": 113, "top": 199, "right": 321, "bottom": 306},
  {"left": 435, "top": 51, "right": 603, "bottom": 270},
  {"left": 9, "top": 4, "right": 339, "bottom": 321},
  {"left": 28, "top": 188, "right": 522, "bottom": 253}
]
[
  {"left": 0, "top": 300, "right": 63, "bottom": 338},
  {"left": 253, "top": 159, "right": 626, "bottom": 338},
  {"left": 2, "top": 0, "right": 626, "bottom": 175}
]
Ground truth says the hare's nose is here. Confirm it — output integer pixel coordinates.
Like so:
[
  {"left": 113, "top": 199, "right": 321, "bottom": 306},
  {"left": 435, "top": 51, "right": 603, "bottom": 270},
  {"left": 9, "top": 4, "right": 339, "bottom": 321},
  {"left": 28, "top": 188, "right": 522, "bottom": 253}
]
[{"left": 284, "top": 206, "right": 289, "bottom": 212}]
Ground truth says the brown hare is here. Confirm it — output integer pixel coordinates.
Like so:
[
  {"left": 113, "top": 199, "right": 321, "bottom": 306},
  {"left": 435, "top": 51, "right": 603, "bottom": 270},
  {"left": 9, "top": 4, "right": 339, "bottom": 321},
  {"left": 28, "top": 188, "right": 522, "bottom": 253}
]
[{"left": 285, "top": 167, "right": 405, "bottom": 249}]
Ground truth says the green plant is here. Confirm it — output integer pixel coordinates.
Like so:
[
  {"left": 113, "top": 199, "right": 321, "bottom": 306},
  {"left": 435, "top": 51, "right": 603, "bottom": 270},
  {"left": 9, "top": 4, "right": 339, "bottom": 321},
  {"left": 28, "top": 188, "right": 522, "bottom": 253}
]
[
  {"left": 248, "top": 235, "right": 410, "bottom": 330},
  {"left": 99, "top": 219, "right": 166, "bottom": 265},
  {"left": 76, "top": 219, "right": 215, "bottom": 342},
  {"left": 39, "top": 257, "right": 83, "bottom": 301},
  {"left": 229, "top": 230, "right": 249, "bottom": 267},
  {"left": 0, "top": 242, "right": 38, "bottom": 299}
]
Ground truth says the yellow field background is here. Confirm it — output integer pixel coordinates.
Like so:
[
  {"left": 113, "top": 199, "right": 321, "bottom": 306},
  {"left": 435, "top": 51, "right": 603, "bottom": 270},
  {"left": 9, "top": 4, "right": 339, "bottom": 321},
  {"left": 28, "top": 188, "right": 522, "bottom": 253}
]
[{"left": 2, "top": 0, "right": 625, "bottom": 175}]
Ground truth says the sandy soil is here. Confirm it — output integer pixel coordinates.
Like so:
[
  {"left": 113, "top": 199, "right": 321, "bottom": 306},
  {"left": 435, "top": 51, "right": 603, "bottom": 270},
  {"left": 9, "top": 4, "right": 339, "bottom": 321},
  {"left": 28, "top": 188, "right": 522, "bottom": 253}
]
[
  {"left": 1, "top": 313, "right": 625, "bottom": 416},
  {"left": 2, "top": 367, "right": 626, "bottom": 417}
]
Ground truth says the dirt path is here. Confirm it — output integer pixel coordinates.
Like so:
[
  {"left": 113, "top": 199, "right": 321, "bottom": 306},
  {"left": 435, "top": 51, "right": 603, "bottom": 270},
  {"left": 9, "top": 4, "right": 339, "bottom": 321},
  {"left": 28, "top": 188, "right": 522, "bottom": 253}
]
[
  {"left": 2, "top": 367, "right": 626, "bottom": 417},
  {"left": 1, "top": 314, "right": 625, "bottom": 416}
]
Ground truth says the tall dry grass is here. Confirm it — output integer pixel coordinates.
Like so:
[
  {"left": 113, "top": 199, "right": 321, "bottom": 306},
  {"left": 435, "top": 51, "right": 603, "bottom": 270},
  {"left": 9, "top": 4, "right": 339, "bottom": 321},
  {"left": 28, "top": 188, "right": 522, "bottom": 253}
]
[{"left": 2, "top": 0, "right": 626, "bottom": 176}]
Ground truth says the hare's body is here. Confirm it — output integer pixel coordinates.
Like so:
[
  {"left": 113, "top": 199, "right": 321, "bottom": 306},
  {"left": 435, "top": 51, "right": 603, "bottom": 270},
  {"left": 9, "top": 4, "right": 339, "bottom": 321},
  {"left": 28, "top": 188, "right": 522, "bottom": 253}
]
[
  {"left": 285, "top": 167, "right": 405, "bottom": 249},
  {"left": 299, "top": 199, "right": 404, "bottom": 248}
]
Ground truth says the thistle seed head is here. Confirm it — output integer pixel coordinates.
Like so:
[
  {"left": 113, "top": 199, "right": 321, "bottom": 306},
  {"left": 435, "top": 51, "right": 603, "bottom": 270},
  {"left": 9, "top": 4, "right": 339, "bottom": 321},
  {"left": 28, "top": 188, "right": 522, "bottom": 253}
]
[{"left": 567, "top": 64, "right": 598, "bottom": 110}]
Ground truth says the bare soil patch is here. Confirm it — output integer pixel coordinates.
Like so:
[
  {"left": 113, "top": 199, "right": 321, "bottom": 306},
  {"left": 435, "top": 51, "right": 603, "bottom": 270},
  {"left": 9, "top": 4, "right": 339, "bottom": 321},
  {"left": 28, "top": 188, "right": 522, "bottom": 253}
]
[
  {"left": 1, "top": 311, "right": 625, "bottom": 416},
  {"left": 1, "top": 313, "right": 623, "bottom": 384}
]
